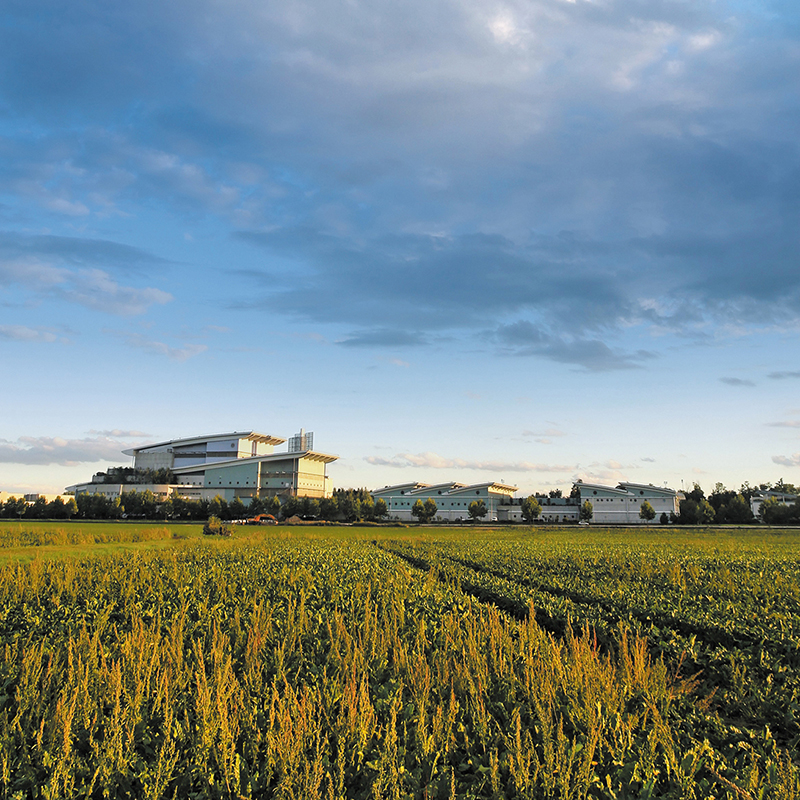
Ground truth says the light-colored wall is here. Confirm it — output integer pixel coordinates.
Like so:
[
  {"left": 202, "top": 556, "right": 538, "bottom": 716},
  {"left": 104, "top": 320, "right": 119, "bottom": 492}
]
[
  {"left": 204, "top": 461, "right": 260, "bottom": 492},
  {"left": 381, "top": 485, "right": 514, "bottom": 521},
  {"left": 580, "top": 486, "right": 678, "bottom": 523}
]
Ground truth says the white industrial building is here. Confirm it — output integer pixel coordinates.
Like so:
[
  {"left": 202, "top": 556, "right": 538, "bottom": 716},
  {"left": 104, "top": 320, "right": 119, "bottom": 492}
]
[
  {"left": 574, "top": 481, "right": 681, "bottom": 523},
  {"left": 371, "top": 481, "right": 518, "bottom": 522},
  {"left": 370, "top": 479, "right": 680, "bottom": 524},
  {"left": 66, "top": 429, "right": 337, "bottom": 502}
]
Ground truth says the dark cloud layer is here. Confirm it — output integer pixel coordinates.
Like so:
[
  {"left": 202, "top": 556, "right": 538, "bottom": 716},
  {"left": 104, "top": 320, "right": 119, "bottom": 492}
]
[{"left": 2, "top": 0, "right": 799, "bottom": 365}]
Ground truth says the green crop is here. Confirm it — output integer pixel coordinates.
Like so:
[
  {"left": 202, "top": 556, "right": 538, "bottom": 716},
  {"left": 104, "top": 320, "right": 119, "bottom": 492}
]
[{"left": 0, "top": 525, "right": 796, "bottom": 798}]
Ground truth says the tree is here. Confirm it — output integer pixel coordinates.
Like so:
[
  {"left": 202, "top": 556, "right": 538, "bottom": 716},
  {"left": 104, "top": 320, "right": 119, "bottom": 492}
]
[
  {"left": 722, "top": 494, "right": 754, "bottom": 524},
  {"left": 424, "top": 498, "right": 438, "bottom": 522},
  {"left": 207, "top": 495, "right": 228, "bottom": 521},
  {"left": 265, "top": 496, "right": 282, "bottom": 518},
  {"left": 659, "top": 512, "right": 669, "bottom": 525},
  {"left": 373, "top": 498, "right": 388, "bottom": 520},
  {"left": 685, "top": 483, "right": 705, "bottom": 503},
  {"left": 358, "top": 495, "right": 374, "bottom": 521},
  {"left": 639, "top": 500, "right": 656, "bottom": 523},
  {"left": 520, "top": 495, "right": 542, "bottom": 523},
  {"left": 549, "top": 489, "right": 563, "bottom": 498},
  {"left": 300, "top": 497, "right": 320, "bottom": 519},
  {"left": 29, "top": 496, "right": 48, "bottom": 519},
  {"left": 281, "top": 496, "right": 301, "bottom": 520},
  {"left": 468, "top": 499, "right": 487, "bottom": 522},
  {"left": 229, "top": 497, "right": 247, "bottom": 520},
  {"left": 579, "top": 500, "right": 593, "bottom": 523},
  {"left": 319, "top": 496, "right": 339, "bottom": 521},
  {"left": 760, "top": 496, "right": 800, "bottom": 525},
  {"left": 247, "top": 496, "right": 264, "bottom": 517},
  {"left": 412, "top": 498, "right": 437, "bottom": 524},
  {"left": 698, "top": 499, "right": 715, "bottom": 524}
]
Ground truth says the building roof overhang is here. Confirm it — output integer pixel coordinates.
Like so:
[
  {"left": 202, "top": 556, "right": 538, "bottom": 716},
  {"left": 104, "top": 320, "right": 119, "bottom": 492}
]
[
  {"left": 172, "top": 449, "right": 338, "bottom": 475},
  {"left": 371, "top": 482, "right": 430, "bottom": 496},
  {"left": 445, "top": 482, "right": 519, "bottom": 495},
  {"left": 618, "top": 482, "right": 677, "bottom": 496},
  {"left": 406, "top": 482, "right": 467, "bottom": 496},
  {"left": 122, "top": 430, "right": 286, "bottom": 456}
]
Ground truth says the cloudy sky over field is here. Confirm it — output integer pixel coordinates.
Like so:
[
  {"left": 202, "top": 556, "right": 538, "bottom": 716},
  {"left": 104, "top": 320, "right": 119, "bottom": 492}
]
[{"left": 1, "top": 0, "right": 799, "bottom": 495}]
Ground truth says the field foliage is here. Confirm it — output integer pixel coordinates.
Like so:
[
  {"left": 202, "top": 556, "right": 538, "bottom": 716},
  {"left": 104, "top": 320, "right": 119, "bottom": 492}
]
[{"left": 0, "top": 525, "right": 797, "bottom": 798}]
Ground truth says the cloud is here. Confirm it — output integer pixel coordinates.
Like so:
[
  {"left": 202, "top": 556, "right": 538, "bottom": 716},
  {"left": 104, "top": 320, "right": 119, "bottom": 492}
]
[
  {"left": 338, "top": 329, "right": 428, "bottom": 348},
  {"left": 0, "top": 325, "right": 61, "bottom": 343},
  {"left": 766, "top": 421, "right": 800, "bottom": 428},
  {"left": 772, "top": 454, "right": 800, "bottom": 467},
  {"left": 0, "top": 233, "right": 172, "bottom": 316},
  {"left": 0, "top": 436, "right": 128, "bottom": 466},
  {"left": 493, "top": 321, "right": 656, "bottom": 371},
  {"left": 121, "top": 333, "right": 208, "bottom": 361},
  {"left": 365, "top": 452, "right": 575, "bottom": 472},
  {"left": 768, "top": 371, "right": 800, "bottom": 380},
  {"left": 522, "top": 428, "right": 566, "bottom": 438},
  {"left": 4, "top": 0, "right": 800, "bottom": 373},
  {"left": 521, "top": 427, "right": 566, "bottom": 445},
  {"left": 641, "top": 457, "right": 656, "bottom": 462},
  {"left": 720, "top": 377, "right": 755, "bottom": 387},
  {"left": 87, "top": 429, "right": 151, "bottom": 437},
  {"left": 0, "top": 232, "right": 168, "bottom": 271}
]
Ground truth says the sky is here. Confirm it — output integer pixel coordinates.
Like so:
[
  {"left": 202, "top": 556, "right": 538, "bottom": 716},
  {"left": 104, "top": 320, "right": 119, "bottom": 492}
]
[{"left": 1, "top": 0, "right": 799, "bottom": 497}]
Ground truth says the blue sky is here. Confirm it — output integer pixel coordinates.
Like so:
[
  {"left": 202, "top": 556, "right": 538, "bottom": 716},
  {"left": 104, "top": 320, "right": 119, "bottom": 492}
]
[{"left": 1, "top": 0, "right": 799, "bottom": 496}]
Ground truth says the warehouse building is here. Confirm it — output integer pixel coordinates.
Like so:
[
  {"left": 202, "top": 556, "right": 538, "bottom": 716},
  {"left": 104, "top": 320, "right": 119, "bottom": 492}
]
[
  {"left": 573, "top": 480, "right": 680, "bottom": 523},
  {"left": 371, "top": 481, "right": 518, "bottom": 521}
]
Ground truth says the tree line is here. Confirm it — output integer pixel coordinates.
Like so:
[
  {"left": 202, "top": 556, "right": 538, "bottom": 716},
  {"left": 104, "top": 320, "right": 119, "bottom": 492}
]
[
  {"left": 2, "top": 479, "right": 798, "bottom": 525},
  {"left": 0, "top": 488, "right": 391, "bottom": 523}
]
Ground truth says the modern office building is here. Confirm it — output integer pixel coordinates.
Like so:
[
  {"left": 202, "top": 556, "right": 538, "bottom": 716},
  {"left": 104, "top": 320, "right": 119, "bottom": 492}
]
[{"left": 66, "top": 429, "right": 337, "bottom": 502}]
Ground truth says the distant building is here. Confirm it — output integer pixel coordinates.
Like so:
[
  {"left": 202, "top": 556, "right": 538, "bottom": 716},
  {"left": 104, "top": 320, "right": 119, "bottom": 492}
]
[
  {"left": 66, "top": 429, "right": 337, "bottom": 502},
  {"left": 497, "top": 495, "right": 580, "bottom": 523},
  {"left": 574, "top": 481, "right": 680, "bottom": 523},
  {"left": 371, "top": 481, "right": 518, "bottom": 521},
  {"left": 750, "top": 490, "right": 798, "bottom": 519}
]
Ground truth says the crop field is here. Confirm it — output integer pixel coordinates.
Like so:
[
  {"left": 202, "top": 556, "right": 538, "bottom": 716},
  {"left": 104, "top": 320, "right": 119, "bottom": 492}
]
[{"left": 0, "top": 524, "right": 797, "bottom": 798}]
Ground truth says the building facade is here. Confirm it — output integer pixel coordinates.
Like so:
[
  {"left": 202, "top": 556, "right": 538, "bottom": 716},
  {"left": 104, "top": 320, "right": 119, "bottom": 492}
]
[
  {"left": 371, "top": 481, "right": 518, "bottom": 521},
  {"left": 575, "top": 481, "right": 681, "bottom": 523},
  {"left": 66, "top": 429, "right": 337, "bottom": 502}
]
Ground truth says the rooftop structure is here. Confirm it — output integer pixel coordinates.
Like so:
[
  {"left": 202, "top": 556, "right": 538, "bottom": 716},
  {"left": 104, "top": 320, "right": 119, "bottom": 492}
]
[{"left": 122, "top": 431, "right": 286, "bottom": 471}]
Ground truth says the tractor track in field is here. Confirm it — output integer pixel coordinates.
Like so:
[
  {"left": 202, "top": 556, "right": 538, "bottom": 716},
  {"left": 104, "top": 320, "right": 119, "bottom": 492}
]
[
  {"left": 441, "top": 553, "right": 758, "bottom": 652},
  {"left": 378, "top": 542, "right": 800, "bottom": 749},
  {"left": 380, "top": 544, "right": 588, "bottom": 639}
]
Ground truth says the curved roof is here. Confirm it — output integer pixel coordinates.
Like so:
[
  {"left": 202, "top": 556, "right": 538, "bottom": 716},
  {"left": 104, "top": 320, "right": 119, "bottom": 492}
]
[{"left": 122, "top": 430, "right": 286, "bottom": 456}]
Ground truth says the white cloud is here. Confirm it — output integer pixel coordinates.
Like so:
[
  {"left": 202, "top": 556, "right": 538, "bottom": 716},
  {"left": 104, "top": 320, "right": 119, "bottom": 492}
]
[
  {"left": 0, "top": 436, "right": 129, "bottom": 466},
  {"left": 58, "top": 269, "right": 172, "bottom": 316},
  {"left": 772, "top": 454, "right": 800, "bottom": 467},
  {"left": 123, "top": 333, "right": 208, "bottom": 361},
  {"left": 0, "top": 325, "right": 61, "bottom": 343},
  {"left": 0, "top": 257, "right": 171, "bottom": 317},
  {"left": 87, "top": 429, "right": 151, "bottom": 437},
  {"left": 365, "top": 451, "right": 574, "bottom": 472}
]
